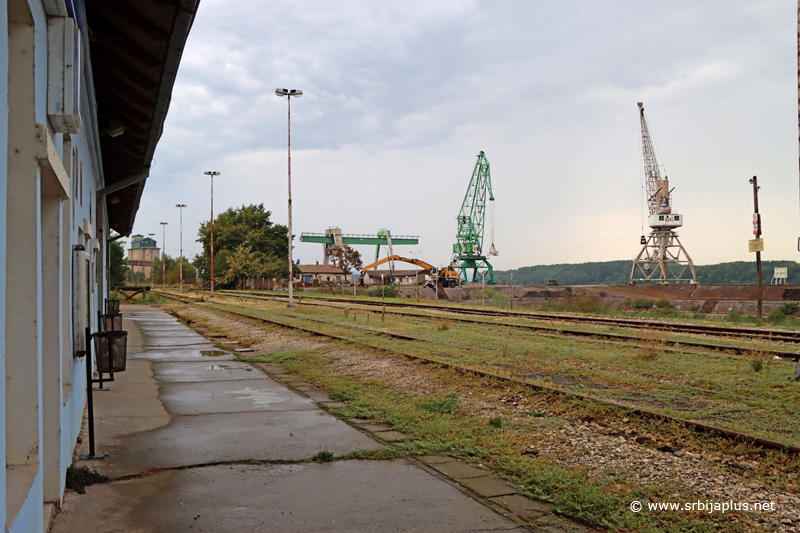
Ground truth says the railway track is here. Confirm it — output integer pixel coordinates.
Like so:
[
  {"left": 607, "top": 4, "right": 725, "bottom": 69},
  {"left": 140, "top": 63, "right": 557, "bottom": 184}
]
[
  {"left": 208, "top": 290, "right": 800, "bottom": 361},
  {"left": 155, "top": 289, "right": 800, "bottom": 455},
  {"left": 215, "top": 289, "right": 800, "bottom": 344}
]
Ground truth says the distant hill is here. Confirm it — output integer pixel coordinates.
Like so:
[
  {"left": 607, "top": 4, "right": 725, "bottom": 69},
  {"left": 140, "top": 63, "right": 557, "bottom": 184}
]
[{"left": 494, "top": 260, "right": 800, "bottom": 286}]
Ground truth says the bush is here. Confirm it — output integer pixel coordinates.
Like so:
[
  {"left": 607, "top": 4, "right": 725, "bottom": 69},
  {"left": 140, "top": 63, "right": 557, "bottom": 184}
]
[
  {"left": 689, "top": 304, "right": 701, "bottom": 313},
  {"left": 771, "top": 302, "right": 798, "bottom": 321},
  {"left": 654, "top": 298, "right": 672, "bottom": 309},
  {"left": 539, "top": 291, "right": 608, "bottom": 314},
  {"left": 726, "top": 310, "right": 743, "bottom": 323},
  {"left": 631, "top": 298, "right": 653, "bottom": 310},
  {"left": 367, "top": 285, "right": 398, "bottom": 298}
]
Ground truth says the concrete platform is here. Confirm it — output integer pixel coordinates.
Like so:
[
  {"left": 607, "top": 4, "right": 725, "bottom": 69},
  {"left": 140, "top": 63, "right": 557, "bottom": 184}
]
[
  {"left": 55, "top": 462, "right": 526, "bottom": 533},
  {"left": 51, "top": 305, "right": 529, "bottom": 532}
]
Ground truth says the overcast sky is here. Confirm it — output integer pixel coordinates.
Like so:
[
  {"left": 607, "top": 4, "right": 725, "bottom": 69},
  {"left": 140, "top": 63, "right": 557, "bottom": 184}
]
[{"left": 132, "top": 0, "right": 798, "bottom": 272}]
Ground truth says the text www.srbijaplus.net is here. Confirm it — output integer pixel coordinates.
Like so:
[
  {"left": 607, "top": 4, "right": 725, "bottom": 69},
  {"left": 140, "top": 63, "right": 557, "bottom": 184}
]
[{"left": 629, "top": 500, "right": 776, "bottom": 514}]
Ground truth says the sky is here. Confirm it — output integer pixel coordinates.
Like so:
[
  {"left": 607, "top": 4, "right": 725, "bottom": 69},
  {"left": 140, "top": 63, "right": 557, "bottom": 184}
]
[{"left": 131, "top": 0, "right": 799, "bottom": 272}]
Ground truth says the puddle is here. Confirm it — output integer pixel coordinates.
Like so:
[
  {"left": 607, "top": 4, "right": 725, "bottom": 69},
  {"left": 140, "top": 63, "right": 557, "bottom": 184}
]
[
  {"left": 200, "top": 350, "right": 228, "bottom": 357},
  {"left": 206, "top": 365, "right": 230, "bottom": 370}
]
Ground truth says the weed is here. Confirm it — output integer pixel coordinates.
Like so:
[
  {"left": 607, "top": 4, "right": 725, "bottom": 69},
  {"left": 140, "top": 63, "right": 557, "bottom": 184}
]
[
  {"left": 771, "top": 302, "right": 798, "bottom": 323},
  {"left": 631, "top": 298, "right": 653, "bottom": 310},
  {"left": 655, "top": 298, "right": 672, "bottom": 309},
  {"left": 311, "top": 450, "right": 334, "bottom": 462},
  {"left": 598, "top": 290, "right": 606, "bottom": 296},
  {"left": 420, "top": 393, "right": 460, "bottom": 414},
  {"left": 438, "top": 322, "right": 450, "bottom": 331},
  {"left": 751, "top": 359, "right": 763, "bottom": 372},
  {"left": 727, "top": 310, "right": 743, "bottom": 323},
  {"left": 368, "top": 285, "right": 398, "bottom": 298},
  {"left": 689, "top": 304, "right": 701, "bottom": 313},
  {"left": 540, "top": 291, "right": 607, "bottom": 314},
  {"left": 330, "top": 390, "right": 358, "bottom": 402},
  {"left": 488, "top": 417, "right": 503, "bottom": 428},
  {"left": 65, "top": 465, "right": 108, "bottom": 494}
]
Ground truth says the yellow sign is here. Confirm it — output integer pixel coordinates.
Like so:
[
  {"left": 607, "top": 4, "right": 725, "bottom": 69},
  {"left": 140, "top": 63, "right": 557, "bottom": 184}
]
[{"left": 748, "top": 238, "right": 764, "bottom": 253}]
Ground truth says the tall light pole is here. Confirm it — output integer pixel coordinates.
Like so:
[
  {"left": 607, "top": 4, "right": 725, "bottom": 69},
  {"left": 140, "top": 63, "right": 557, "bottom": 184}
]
[
  {"left": 410, "top": 250, "right": 421, "bottom": 302},
  {"left": 176, "top": 204, "right": 187, "bottom": 292},
  {"left": 160, "top": 222, "right": 168, "bottom": 289},
  {"left": 148, "top": 233, "right": 156, "bottom": 289},
  {"left": 204, "top": 171, "right": 220, "bottom": 297},
  {"left": 275, "top": 88, "right": 303, "bottom": 307}
]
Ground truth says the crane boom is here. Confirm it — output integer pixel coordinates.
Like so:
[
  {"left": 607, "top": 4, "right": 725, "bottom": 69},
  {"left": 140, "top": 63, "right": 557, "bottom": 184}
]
[{"left": 638, "top": 102, "right": 671, "bottom": 216}]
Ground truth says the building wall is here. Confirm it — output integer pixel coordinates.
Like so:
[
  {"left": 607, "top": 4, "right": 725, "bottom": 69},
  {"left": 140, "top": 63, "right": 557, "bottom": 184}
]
[
  {"left": 0, "top": 2, "right": 7, "bottom": 529},
  {"left": 3, "top": 1, "right": 106, "bottom": 531}
]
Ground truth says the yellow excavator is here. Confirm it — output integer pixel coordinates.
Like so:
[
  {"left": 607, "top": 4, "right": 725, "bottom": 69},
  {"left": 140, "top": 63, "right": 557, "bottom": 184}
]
[{"left": 359, "top": 255, "right": 460, "bottom": 288}]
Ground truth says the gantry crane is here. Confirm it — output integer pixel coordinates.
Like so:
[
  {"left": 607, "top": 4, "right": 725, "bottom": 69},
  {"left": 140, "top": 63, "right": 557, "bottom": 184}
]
[
  {"left": 630, "top": 102, "right": 697, "bottom": 285},
  {"left": 452, "top": 151, "right": 498, "bottom": 284}
]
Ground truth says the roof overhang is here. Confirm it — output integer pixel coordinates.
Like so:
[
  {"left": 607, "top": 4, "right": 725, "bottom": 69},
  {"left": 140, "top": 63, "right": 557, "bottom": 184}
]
[{"left": 86, "top": 0, "right": 200, "bottom": 236}]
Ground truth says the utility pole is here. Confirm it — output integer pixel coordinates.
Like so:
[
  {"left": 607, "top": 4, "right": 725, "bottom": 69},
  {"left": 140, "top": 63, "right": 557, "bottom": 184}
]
[
  {"left": 176, "top": 204, "right": 187, "bottom": 293},
  {"left": 750, "top": 176, "right": 763, "bottom": 321},
  {"left": 204, "top": 171, "right": 220, "bottom": 298},
  {"left": 148, "top": 233, "right": 155, "bottom": 290},
  {"left": 275, "top": 88, "right": 303, "bottom": 308},
  {"left": 510, "top": 272, "right": 513, "bottom": 310},
  {"left": 160, "top": 222, "right": 168, "bottom": 289}
]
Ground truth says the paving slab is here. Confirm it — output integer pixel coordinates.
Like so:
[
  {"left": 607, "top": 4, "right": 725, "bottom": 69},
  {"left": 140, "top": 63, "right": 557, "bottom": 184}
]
[
  {"left": 151, "top": 361, "right": 265, "bottom": 382},
  {"left": 89, "top": 410, "right": 380, "bottom": 478},
  {"left": 430, "top": 461, "right": 492, "bottom": 480},
  {"left": 416, "top": 455, "right": 455, "bottom": 465},
  {"left": 157, "top": 378, "right": 318, "bottom": 415},
  {"left": 374, "top": 430, "right": 411, "bottom": 442},
  {"left": 460, "top": 476, "right": 518, "bottom": 497},
  {"left": 52, "top": 462, "right": 527, "bottom": 533},
  {"left": 489, "top": 494, "right": 552, "bottom": 519}
]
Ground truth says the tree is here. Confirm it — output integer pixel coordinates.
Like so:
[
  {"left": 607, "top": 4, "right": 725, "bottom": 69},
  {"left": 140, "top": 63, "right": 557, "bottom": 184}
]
[
  {"left": 109, "top": 240, "right": 128, "bottom": 285},
  {"left": 196, "top": 204, "right": 289, "bottom": 288},
  {"left": 329, "top": 245, "right": 363, "bottom": 274}
]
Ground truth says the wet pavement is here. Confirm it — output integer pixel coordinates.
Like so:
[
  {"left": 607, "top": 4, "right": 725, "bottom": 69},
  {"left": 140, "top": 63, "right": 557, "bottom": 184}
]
[{"left": 50, "top": 305, "right": 529, "bottom": 532}]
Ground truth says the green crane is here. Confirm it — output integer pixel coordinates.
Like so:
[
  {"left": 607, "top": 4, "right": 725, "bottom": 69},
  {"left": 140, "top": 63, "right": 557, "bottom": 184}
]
[{"left": 452, "top": 151, "right": 497, "bottom": 284}]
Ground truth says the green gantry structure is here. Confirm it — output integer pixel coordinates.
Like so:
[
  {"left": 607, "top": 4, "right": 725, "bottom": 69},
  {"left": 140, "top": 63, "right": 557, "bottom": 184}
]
[{"left": 300, "top": 228, "right": 418, "bottom": 265}]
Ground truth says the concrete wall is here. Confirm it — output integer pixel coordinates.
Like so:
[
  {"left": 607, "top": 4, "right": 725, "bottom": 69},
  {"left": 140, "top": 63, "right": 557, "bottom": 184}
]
[{"left": 2, "top": 0, "right": 106, "bottom": 531}]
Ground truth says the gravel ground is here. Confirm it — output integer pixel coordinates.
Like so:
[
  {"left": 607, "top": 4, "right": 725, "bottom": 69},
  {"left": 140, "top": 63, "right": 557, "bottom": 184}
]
[{"left": 173, "top": 303, "right": 800, "bottom": 532}]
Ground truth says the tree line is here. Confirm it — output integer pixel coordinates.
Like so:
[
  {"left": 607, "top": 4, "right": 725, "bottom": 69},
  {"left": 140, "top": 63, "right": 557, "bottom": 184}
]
[{"left": 494, "top": 260, "right": 800, "bottom": 286}]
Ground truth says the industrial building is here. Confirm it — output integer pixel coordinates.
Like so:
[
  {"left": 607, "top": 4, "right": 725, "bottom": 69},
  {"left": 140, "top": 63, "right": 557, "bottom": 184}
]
[
  {"left": 0, "top": 1, "right": 198, "bottom": 531},
  {"left": 127, "top": 234, "right": 160, "bottom": 281}
]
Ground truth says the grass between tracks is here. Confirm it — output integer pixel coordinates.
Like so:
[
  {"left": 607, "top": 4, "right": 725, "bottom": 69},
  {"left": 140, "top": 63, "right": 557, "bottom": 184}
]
[{"left": 222, "top": 301, "right": 800, "bottom": 448}]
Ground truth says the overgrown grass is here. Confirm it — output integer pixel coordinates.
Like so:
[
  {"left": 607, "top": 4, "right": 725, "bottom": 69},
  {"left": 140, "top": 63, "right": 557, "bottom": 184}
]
[{"left": 243, "top": 338, "right": 789, "bottom": 532}]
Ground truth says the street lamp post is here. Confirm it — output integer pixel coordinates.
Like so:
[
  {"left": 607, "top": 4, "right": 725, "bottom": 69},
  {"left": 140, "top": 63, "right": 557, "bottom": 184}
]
[
  {"left": 148, "top": 233, "right": 155, "bottom": 290},
  {"left": 275, "top": 88, "right": 303, "bottom": 308},
  {"left": 160, "top": 222, "right": 168, "bottom": 289},
  {"left": 409, "top": 250, "right": 421, "bottom": 302},
  {"left": 176, "top": 204, "right": 187, "bottom": 292},
  {"left": 204, "top": 171, "right": 220, "bottom": 297}
]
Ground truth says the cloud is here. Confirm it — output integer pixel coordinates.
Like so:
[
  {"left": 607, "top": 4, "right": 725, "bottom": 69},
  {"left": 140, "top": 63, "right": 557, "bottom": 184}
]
[{"left": 137, "top": 0, "right": 799, "bottom": 272}]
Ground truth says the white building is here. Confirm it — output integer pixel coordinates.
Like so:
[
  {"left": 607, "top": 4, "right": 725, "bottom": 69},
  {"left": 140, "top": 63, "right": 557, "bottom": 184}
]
[{"left": 0, "top": 1, "right": 198, "bottom": 531}]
